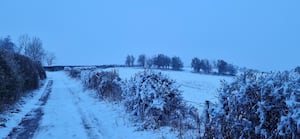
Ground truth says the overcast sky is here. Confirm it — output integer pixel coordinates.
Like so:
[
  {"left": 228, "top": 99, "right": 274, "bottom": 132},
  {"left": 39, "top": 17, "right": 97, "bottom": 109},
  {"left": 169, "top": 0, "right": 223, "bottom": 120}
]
[{"left": 1, "top": 0, "right": 299, "bottom": 71}]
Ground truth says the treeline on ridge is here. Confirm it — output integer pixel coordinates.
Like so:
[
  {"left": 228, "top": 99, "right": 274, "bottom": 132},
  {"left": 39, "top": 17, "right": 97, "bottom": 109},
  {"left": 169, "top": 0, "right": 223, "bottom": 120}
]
[{"left": 126, "top": 54, "right": 237, "bottom": 76}]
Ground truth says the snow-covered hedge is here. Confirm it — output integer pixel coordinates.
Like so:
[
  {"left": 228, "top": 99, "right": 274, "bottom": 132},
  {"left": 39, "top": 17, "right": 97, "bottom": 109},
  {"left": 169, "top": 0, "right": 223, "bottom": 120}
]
[
  {"left": 0, "top": 50, "right": 46, "bottom": 112},
  {"left": 78, "top": 69, "right": 123, "bottom": 101},
  {"left": 65, "top": 67, "right": 81, "bottom": 79},
  {"left": 89, "top": 70, "right": 122, "bottom": 101},
  {"left": 123, "top": 70, "right": 200, "bottom": 131},
  {"left": 203, "top": 70, "right": 300, "bottom": 138}
]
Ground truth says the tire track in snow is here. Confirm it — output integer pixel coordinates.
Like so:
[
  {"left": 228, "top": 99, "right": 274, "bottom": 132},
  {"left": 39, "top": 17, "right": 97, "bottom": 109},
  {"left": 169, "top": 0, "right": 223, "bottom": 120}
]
[
  {"left": 6, "top": 80, "right": 53, "bottom": 139},
  {"left": 67, "top": 86, "right": 105, "bottom": 139}
]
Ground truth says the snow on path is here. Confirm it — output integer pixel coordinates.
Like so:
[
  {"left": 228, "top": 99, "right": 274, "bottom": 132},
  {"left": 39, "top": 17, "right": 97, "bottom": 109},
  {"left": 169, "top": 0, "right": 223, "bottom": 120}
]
[
  {"left": 33, "top": 71, "right": 176, "bottom": 139},
  {"left": 1, "top": 68, "right": 227, "bottom": 139},
  {"left": 33, "top": 72, "right": 88, "bottom": 139}
]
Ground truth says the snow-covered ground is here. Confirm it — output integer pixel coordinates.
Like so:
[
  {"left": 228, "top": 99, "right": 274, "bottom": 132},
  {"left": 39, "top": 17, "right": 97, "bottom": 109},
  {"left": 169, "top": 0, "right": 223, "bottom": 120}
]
[
  {"left": 109, "top": 67, "right": 233, "bottom": 111},
  {"left": 0, "top": 68, "right": 232, "bottom": 139},
  {"left": 33, "top": 71, "right": 177, "bottom": 139},
  {"left": 0, "top": 71, "right": 178, "bottom": 139}
]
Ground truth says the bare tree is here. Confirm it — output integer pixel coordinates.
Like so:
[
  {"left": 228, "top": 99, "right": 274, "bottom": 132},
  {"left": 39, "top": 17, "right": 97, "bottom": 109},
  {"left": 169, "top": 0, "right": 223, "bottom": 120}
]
[
  {"left": 45, "top": 51, "right": 56, "bottom": 66},
  {"left": 130, "top": 55, "right": 135, "bottom": 66},
  {"left": 125, "top": 55, "right": 135, "bottom": 67},
  {"left": 125, "top": 55, "right": 131, "bottom": 66},
  {"left": 171, "top": 56, "right": 183, "bottom": 70},
  {"left": 18, "top": 34, "right": 30, "bottom": 54},
  {"left": 137, "top": 54, "right": 146, "bottom": 67},
  {"left": 24, "top": 37, "right": 45, "bottom": 64}
]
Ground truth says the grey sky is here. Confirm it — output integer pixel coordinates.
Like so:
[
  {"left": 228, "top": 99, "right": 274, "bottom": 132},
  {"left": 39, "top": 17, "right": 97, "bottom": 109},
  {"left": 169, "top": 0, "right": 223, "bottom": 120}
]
[{"left": 1, "top": 0, "right": 299, "bottom": 71}]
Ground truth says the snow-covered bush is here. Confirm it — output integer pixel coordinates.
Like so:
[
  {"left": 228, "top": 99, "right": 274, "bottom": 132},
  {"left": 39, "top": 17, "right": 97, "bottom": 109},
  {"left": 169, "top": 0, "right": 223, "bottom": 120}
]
[
  {"left": 65, "top": 67, "right": 81, "bottom": 79},
  {"left": 82, "top": 70, "right": 123, "bottom": 101},
  {"left": 65, "top": 67, "right": 97, "bottom": 79},
  {"left": 123, "top": 70, "right": 200, "bottom": 131},
  {"left": 64, "top": 66, "right": 72, "bottom": 71},
  {"left": 202, "top": 70, "right": 300, "bottom": 138},
  {"left": 66, "top": 68, "right": 122, "bottom": 101}
]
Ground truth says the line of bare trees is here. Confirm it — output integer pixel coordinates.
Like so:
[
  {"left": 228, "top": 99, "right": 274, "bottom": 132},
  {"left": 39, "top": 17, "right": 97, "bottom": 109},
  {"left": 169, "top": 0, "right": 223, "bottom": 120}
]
[
  {"left": 191, "top": 57, "right": 237, "bottom": 76},
  {"left": 125, "top": 54, "right": 237, "bottom": 75},
  {"left": 125, "top": 54, "right": 184, "bottom": 70},
  {"left": 0, "top": 34, "right": 56, "bottom": 66}
]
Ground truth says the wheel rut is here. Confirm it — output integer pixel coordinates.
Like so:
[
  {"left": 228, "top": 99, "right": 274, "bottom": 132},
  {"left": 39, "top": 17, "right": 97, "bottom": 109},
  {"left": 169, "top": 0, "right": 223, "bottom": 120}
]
[{"left": 67, "top": 86, "right": 104, "bottom": 139}]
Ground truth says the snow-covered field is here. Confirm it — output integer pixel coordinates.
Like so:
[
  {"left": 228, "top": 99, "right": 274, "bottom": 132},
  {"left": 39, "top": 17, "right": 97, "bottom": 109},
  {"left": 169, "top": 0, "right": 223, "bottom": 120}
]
[
  {"left": 109, "top": 67, "right": 233, "bottom": 111},
  {"left": 0, "top": 68, "right": 232, "bottom": 139}
]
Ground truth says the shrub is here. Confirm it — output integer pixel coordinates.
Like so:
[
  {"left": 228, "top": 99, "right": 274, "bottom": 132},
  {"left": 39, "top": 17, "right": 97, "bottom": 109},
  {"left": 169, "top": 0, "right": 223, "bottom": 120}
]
[
  {"left": 123, "top": 70, "right": 200, "bottom": 131},
  {"left": 202, "top": 70, "right": 300, "bottom": 138},
  {"left": 0, "top": 49, "right": 46, "bottom": 112},
  {"left": 0, "top": 54, "right": 18, "bottom": 106},
  {"left": 35, "top": 62, "right": 47, "bottom": 80},
  {"left": 14, "top": 54, "right": 40, "bottom": 91},
  {"left": 67, "top": 67, "right": 81, "bottom": 79},
  {"left": 82, "top": 70, "right": 123, "bottom": 101}
]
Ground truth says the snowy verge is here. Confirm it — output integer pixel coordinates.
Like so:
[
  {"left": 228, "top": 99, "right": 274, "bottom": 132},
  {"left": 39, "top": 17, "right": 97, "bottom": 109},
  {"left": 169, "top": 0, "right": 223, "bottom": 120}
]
[{"left": 0, "top": 79, "right": 49, "bottom": 138}]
